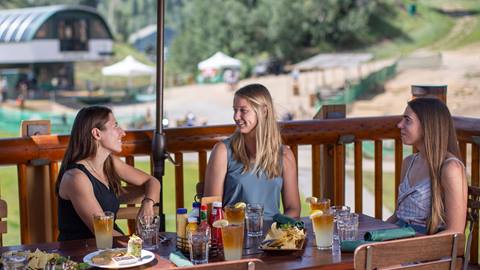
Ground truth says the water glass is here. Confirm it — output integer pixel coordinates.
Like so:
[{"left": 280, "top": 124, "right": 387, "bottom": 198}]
[
  {"left": 1, "top": 250, "right": 28, "bottom": 270},
  {"left": 188, "top": 229, "right": 210, "bottom": 264},
  {"left": 246, "top": 203, "right": 263, "bottom": 237},
  {"left": 137, "top": 215, "right": 160, "bottom": 250},
  {"left": 93, "top": 211, "right": 114, "bottom": 249},
  {"left": 330, "top": 205, "right": 351, "bottom": 236},
  {"left": 337, "top": 212, "right": 359, "bottom": 241}
]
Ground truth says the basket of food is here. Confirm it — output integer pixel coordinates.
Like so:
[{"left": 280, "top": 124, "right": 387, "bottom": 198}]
[{"left": 260, "top": 214, "right": 307, "bottom": 253}]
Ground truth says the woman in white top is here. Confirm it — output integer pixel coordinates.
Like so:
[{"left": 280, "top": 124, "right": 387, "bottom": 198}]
[{"left": 387, "top": 97, "right": 467, "bottom": 234}]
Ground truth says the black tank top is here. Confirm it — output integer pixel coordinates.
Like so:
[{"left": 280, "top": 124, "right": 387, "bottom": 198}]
[{"left": 57, "top": 163, "right": 122, "bottom": 241}]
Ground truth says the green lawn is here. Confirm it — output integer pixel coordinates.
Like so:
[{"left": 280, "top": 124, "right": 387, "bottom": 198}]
[{"left": 0, "top": 131, "right": 16, "bottom": 139}]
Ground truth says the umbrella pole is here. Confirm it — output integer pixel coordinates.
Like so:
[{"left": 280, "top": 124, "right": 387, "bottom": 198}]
[{"left": 153, "top": 0, "right": 166, "bottom": 231}]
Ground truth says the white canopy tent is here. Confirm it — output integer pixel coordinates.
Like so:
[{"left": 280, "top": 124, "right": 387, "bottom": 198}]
[
  {"left": 197, "top": 52, "right": 241, "bottom": 70},
  {"left": 102, "top": 55, "right": 155, "bottom": 89}
]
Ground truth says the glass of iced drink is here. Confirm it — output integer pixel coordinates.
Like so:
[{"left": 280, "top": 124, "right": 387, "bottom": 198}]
[
  {"left": 188, "top": 229, "right": 210, "bottom": 264},
  {"left": 310, "top": 198, "right": 331, "bottom": 214},
  {"left": 221, "top": 223, "right": 244, "bottom": 260},
  {"left": 93, "top": 211, "right": 114, "bottom": 249},
  {"left": 137, "top": 215, "right": 160, "bottom": 250},
  {"left": 224, "top": 204, "right": 245, "bottom": 225},
  {"left": 310, "top": 209, "right": 334, "bottom": 250}
]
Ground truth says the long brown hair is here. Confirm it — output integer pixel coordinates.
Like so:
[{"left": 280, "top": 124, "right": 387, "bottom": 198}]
[
  {"left": 408, "top": 97, "right": 461, "bottom": 234},
  {"left": 56, "top": 106, "right": 121, "bottom": 195},
  {"left": 230, "top": 84, "right": 283, "bottom": 179}
]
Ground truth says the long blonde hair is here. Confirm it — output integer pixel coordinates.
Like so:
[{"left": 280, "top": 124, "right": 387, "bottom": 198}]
[
  {"left": 230, "top": 84, "right": 283, "bottom": 179},
  {"left": 408, "top": 98, "right": 461, "bottom": 234}
]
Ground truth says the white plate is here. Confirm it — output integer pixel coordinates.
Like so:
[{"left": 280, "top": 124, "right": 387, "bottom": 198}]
[{"left": 83, "top": 248, "right": 155, "bottom": 269}]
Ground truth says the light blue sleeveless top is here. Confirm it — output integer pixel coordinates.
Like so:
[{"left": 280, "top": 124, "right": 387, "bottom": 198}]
[
  {"left": 222, "top": 137, "right": 283, "bottom": 220},
  {"left": 396, "top": 153, "right": 464, "bottom": 229}
]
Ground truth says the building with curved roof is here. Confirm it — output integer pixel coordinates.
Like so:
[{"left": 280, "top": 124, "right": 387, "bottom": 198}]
[{"left": 0, "top": 5, "right": 113, "bottom": 92}]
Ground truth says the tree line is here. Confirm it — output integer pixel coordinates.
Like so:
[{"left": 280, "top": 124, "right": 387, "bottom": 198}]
[{"left": 2, "top": 0, "right": 396, "bottom": 78}]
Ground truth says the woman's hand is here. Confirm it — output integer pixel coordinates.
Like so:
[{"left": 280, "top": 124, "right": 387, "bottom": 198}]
[{"left": 137, "top": 198, "right": 156, "bottom": 219}]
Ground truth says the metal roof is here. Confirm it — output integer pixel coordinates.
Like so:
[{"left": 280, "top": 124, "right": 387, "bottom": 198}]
[{"left": 0, "top": 5, "right": 112, "bottom": 43}]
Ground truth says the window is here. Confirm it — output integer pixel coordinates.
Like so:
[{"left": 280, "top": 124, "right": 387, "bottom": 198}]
[{"left": 58, "top": 18, "right": 88, "bottom": 51}]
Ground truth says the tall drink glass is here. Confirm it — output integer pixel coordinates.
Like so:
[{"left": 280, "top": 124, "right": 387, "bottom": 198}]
[
  {"left": 93, "top": 211, "right": 114, "bottom": 249},
  {"left": 310, "top": 198, "right": 330, "bottom": 214},
  {"left": 310, "top": 209, "right": 334, "bottom": 250},
  {"left": 221, "top": 223, "right": 244, "bottom": 260},
  {"left": 224, "top": 205, "right": 245, "bottom": 225}
]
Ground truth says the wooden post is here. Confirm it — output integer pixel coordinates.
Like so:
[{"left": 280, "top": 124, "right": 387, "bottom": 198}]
[
  {"left": 314, "top": 104, "right": 346, "bottom": 204},
  {"left": 19, "top": 120, "right": 54, "bottom": 244},
  {"left": 411, "top": 85, "right": 447, "bottom": 103}
]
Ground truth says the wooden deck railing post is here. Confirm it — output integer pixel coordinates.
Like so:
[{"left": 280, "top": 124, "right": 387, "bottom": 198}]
[
  {"left": 471, "top": 137, "right": 480, "bottom": 264},
  {"left": 314, "top": 104, "right": 346, "bottom": 204},
  {"left": 19, "top": 120, "right": 55, "bottom": 244},
  {"left": 411, "top": 85, "right": 447, "bottom": 103}
]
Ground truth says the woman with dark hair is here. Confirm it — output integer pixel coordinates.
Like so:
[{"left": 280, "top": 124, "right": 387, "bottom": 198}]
[
  {"left": 204, "top": 83, "right": 300, "bottom": 219},
  {"left": 56, "top": 106, "right": 160, "bottom": 241},
  {"left": 387, "top": 98, "right": 467, "bottom": 234}
]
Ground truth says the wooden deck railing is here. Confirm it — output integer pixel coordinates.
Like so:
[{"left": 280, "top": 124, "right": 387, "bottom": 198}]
[{"left": 0, "top": 115, "right": 479, "bottom": 262}]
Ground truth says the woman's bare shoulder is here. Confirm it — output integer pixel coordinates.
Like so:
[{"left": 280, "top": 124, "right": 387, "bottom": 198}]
[
  {"left": 61, "top": 168, "right": 90, "bottom": 189},
  {"left": 282, "top": 145, "right": 295, "bottom": 163}
]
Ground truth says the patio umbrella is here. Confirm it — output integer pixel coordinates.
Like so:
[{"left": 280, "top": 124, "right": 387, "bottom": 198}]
[{"left": 153, "top": 0, "right": 167, "bottom": 231}]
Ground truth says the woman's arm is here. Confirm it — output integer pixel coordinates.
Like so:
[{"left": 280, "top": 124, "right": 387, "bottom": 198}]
[
  {"left": 281, "top": 146, "right": 301, "bottom": 219},
  {"left": 59, "top": 169, "right": 122, "bottom": 236},
  {"left": 204, "top": 142, "right": 228, "bottom": 197},
  {"left": 112, "top": 155, "right": 161, "bottom": 217},
  {"left": 439, "top": 160, "right": 467, "bottom": 234}
]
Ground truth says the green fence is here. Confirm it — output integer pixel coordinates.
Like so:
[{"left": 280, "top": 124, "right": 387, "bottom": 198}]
[{"left": 316, "top": 62, "right": 397, "bottom": 108}]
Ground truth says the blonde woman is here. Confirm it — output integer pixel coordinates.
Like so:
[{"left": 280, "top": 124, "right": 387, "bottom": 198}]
[
  {"left": 387, "top": 98, "right": 467, "bottom": 234},
  {"left": 204, "top": 83, "right": 300, "bottom": 219}
]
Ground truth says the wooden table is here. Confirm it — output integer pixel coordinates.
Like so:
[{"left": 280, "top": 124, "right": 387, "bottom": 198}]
[{"left": 0, "top": 214, "right": 398, "bottom": 269}]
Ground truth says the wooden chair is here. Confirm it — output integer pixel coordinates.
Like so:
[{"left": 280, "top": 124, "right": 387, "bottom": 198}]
[
  {"left": 354, "top": 233, "right": 465, "bottom": 270},
  {"left": 0, "top": 199, "right": 7, "bottom": 246},
  {"left": 170, "top": 258, "right": 265, "bottom": 270},
  {"left": 465, "top": 185, "right": 480, "bottom": 269},
  {"left": 117, "top": 185, "right": 159, "bottom": 234}
]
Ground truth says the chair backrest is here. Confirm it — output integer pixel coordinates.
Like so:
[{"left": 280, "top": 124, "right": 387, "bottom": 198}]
[
  {"left": 170, "top": 258, "right": 265, "bottom": 270},
  {"left": 0, "top": 199, "right": 7, "bottom": 246},
  {"left": 117, "top": 185, "right": 159, "bottom": 234},
  {"left": 465, "top": 185, "right": 480, "bottom": 269},
  {"left": 354, "top": 233, "right": 465, "bottom": 270}
]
